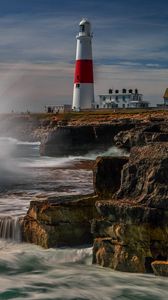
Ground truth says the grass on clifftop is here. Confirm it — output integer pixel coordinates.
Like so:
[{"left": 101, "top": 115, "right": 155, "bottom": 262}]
[{"left": 1, "top": 108, "right": 168, "bottom": 126}]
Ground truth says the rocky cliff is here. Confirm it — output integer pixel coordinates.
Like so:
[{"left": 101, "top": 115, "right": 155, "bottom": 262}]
[
  {"left": 1, "top": 111, "right": 168, "bottom": 156},
  {"left": 10, "top": 111, "right": 168, "bottom": 275},
  {"left": 40, "top": 122, "right": 135, "bottom": 156},
  {"left": 114, "top": 118, "right": 168, "bottom": 151},
  {"left": 21, "top": 143, "right": 168, "bottom": 274},
  {"left": 92, "top": 143, "right": 168, "bottom": 273}
]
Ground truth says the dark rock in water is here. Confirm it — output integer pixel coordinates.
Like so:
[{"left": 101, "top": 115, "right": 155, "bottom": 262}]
[
  {"left": 21, "top": 194, "right": 99, "bottom": 248},
  {"left": 151, "top": 261, "right": 168, "bottom": 276},
  {"left": 92, "top": 143, "right": 168, "bottom": 273},
  {"left": 40, "top": 123, "right": 135, "bottom": 156},
  {"left": 93, "top": 156, "right": 129, "bottom": 199}
]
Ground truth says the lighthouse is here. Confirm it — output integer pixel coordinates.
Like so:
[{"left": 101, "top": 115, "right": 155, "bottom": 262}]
[{"left": 72, "top": 19, "right": 94, "bottom": 111}]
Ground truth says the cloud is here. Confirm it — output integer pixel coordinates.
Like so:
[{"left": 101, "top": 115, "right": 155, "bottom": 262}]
[
  {"left": 0, "top": 14, "right": 79, "bottom": 63},
  {"left": 0, "top": 12, "right": 168, "bottom": 65},
  {"left": 0, "top": 6, "right": 167, "bottom": 112},
  {"left": 94, "top": 64, "right": 168, "bottom": 105},
  {"left": 0, "top": 62, "right": 74, "bottom": 112},
  {"left": 146, "top": 63, "right": 160, "bottom": 68}
]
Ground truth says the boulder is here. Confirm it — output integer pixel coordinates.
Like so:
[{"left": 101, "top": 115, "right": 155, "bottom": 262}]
[
  {"left": 93, "top": 156, "right": 129, "bottom": 198},
  {"left": 21, "top": 194, "right": 99, "bottom": 248}
]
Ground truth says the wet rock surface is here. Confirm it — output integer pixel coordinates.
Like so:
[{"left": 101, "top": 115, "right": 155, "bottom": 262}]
[
  {"left": 116, "top": 143, "right": 168, "bottom": 208},
  {"left": 22, "top": 194, "right": 99, "bottom": 248},
  {"left": 93, "top": 156, "right": 129, "bottom": 199},
  {"left": 40, "top": 122, "right": 135, "bottom": 156},
  {"left": 92, "top": 143, "right": 168, "bottom": 273},
  {"left": 22, "top": 142, "right": 168, "bottom": 274},
  {"left": 12, "top": 113, "right": 168, "bottom": 275},
  {"left": 114, "top": 121, "right": 168, "bottom": 151}
]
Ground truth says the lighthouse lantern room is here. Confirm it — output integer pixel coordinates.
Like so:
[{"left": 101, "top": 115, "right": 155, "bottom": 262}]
[{"left": 72, "top": 19, "right": 94, "bottom": 111}]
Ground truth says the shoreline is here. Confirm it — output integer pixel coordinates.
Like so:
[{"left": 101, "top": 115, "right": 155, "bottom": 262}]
[{"left": 1, "top": 110, "right": 168, "bottom": 275}]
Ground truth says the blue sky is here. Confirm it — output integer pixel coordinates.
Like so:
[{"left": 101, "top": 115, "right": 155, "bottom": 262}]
[{"left": 0, "top": 0, "right": 168, "bottom": 111}]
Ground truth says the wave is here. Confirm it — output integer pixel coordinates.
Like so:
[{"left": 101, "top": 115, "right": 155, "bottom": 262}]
[
  {"left": 0, "top": 137, "right": 40, "bottom": 146},
  {"left": 83, "top": 145, "right": 128, "bottom": 160},
  {"left": 0, "top": 241, "right": 167, "bottom": 300},
  {"left": 21, "top": 156, "right": 76, "bottom": 168},
  {"left": 0, "top": 137, "right": 127, "bottom": 187},
  {"left": 20, "top": 145, "right": 127, "bottom": 169},
  {"left": 0, "top": 137, "right": 29, "bottom": 187},
  {"left": 16, "top": 141, "right": 40, "bottom": 146},
  {"left": 21, "top": 149, "right": 125, "bottom": 169}
]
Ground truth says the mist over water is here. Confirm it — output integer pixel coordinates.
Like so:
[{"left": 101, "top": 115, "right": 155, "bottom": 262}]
[
  {"left": 0, "top": 138, "right": 167, "bottom": 299},
  {"left": 0, "top": 137, "right": 25, "bottom": 187},
  {"left": 0, "top": 137, "right": 93, "bottom": 218}
]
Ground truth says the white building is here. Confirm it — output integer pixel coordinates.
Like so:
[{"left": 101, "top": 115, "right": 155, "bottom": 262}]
[{"left": 99, "top": 89, "right": 149, "bottom": 109}]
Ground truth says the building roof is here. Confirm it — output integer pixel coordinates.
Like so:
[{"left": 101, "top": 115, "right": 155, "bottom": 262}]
[
  {"left": 99, "top": 93, "right": 143, "bottom": 97},
  {"left": 163, "top": 88, "right": 168, "bottom": 98},
  {"left": 79, "top": 18, "right": 90, "bottom": 25}
]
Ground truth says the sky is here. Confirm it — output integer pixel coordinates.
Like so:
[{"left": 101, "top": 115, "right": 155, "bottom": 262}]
[{"left": 0, "top": 0, "right": 168, "bottom": 112}]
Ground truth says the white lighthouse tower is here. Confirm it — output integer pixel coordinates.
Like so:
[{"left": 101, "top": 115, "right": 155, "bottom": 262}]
[{"left": 72, "top": 19, "right": 94, "bottom": 111}]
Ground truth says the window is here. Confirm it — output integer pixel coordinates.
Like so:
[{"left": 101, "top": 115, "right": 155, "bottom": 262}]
[
  {"left": 76, "top": 83, "right": 80, "bottom": 88},
  {"left": 80, "top": 25, "right": 85, "bottom": 32}
]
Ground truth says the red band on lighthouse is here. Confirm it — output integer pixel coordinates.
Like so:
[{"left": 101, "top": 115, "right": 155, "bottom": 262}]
[{"left": 74, "top": 60, "right": 93, "bottom": 83}]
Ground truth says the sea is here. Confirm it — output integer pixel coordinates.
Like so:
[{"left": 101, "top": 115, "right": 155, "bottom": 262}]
[{"left": 0, "top": 137, "right": 167, "bottom": 300}]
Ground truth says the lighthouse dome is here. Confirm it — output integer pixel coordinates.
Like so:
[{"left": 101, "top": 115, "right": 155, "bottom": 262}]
[
  {"left": 79, "top": 18, "right": 90, "bottom": 25},
  {"left": 79, "top": 18, "right": 91, "bottom": 36}
]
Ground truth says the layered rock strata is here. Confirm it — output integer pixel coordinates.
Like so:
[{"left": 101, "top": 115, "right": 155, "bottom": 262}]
[
  {"left": 92, "top": 143, "right": 168, "bottom": 273},
  {"left": 22, "top": 194, "right": 99, "bottom": 248},
  {"left": 93, "top": 156, "right": 129, "bottom": 199},
  {"left": 114, "top": 120, "right": 168, "bottom": 151}
]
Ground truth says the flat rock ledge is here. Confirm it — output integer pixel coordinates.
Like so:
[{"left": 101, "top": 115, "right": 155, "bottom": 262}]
[
  {"left": 21, "top": 194, "right": 99, "bottom": 248},
  {"left": 151, "top": 261, "right": 168, "bottom": 276}
]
